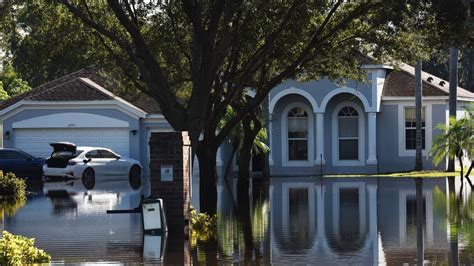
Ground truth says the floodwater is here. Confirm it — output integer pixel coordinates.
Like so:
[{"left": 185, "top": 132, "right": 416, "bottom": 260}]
[{"left": 2, "top": 176, "right": 474, "bottom": 265}]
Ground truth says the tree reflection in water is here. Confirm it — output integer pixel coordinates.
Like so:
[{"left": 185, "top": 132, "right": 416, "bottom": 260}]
[
  {"left": 433, "top": 176, "right": 474, "bottom": 265},
  {"left": 191, "top": 178, "right": 270, "bottom": 265}
]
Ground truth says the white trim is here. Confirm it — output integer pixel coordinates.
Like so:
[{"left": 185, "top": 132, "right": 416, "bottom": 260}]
[
  {"left": 315, "top": 113, "right": 326, "bottom": 165},
  {"left": 79, "top": 78, "right": 148, "bottom": 116},
  {"left": 318, "top": 86, "right": 372, "bottom": 113},
  {"left": 12, "top": 112, "right": 129, "bottom": 128},
  {"left": 382, "top": 96, "right": 450, "bottom": 102},
  {"left": 0, "top": 100, "right": 147, "bottom": 122},
  {"left": 370, "top": 69, "right": 386, "bottom": 112},
  {"left": 269, "top": 87, "right": 318, "bottom": 114},
  {"left": 142, "top": 114, "right": 167, "bottom": 123},
  {"left": 332, "top": 102, "right": 365, "bottom": 166},
  {"left": 397, "top": 103, "right": 432, "bottom": 157},
  {"left": 361, "top": 64, "right": 394, "bottom": 70},
  {"left": 268, "top": 114, "right": 274, "bottom": 166},
  {"left": 281, "top": 102, "right": 314, "bottom": 167}
]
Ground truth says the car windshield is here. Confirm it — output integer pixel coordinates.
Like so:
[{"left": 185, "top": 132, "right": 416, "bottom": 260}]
[{"left": 51, "top": 150, "right": 84, "bottom": 158}]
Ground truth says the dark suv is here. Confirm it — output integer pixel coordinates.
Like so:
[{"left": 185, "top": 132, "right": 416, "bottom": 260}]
[{"left": 0, "top": 148, "right": 44, "bottom": 180}]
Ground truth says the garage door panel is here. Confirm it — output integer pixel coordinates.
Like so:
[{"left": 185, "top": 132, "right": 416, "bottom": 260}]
[{"left": 14, "top": 128, "right": 130, "bottom": 158}]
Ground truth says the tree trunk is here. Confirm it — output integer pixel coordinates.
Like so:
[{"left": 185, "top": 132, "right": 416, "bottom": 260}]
[
  {"left": 238, "top": 114, "right": 262, "bottom": 181},
  {"left": 448, "top": 47, "right": 459, "bottom": 171},
  {"left": 236, "top": 179, "right": 254, "bottom": 261},
  {"left": 465, "top": 160, "right": 473, "bottom": 178},
  {"left": 415, "top": 60, "right": 423, "bottom": 171},
  {"left": 458, "top": 154, "right": 464, "bottom": 181},
  {"left": 223, "top": 144, "right": 238, "bottom": 180},
  {"left": 196, "top": 141, "right": 218, "bottom": 215}
]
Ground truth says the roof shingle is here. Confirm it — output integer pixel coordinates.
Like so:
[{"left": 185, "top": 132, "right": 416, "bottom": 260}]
[
  {"left": 382, "top": 62, "right": 474, "bottom": 99},
  {"left": 0, "top": 66, "right": 162, "bottom": 114}
]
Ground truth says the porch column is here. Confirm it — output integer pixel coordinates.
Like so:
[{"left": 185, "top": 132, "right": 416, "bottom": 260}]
[
  {"left": 269, "top": 113, "right": 274, "bottom": 166},
  {"left": 367, "top": 112, "right": 377, "bottom": 164},
  {"left": 315, "top": 112, "right": 326, "bottom": 165}
]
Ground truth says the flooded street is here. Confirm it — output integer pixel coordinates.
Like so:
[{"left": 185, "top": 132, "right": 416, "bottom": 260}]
[{"left": 2, "top": 176, "right": 474, "bottom": 264}]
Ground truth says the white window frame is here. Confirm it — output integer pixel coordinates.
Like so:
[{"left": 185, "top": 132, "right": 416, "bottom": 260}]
[
  {"left": 404, "top": 106, "right": 426, "bottom": 151},
  {"left": 281, "top": 102, "right": 314, "bottom": 167},
  {"left": 332, "top": 102, "right": 365, "bottom": 166},
  {"left": 397, "top": 103, "right": 432, "bottom": 157}
]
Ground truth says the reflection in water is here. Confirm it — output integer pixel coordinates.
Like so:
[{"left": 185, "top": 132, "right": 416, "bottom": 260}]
[
  {"left": 5, "top": 176, "right": 474, "bottom": 264},
  {"left": 287, "top": 188, "right": 311, "bottom": 252}
]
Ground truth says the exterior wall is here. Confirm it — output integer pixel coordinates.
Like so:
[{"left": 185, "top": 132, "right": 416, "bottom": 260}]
[
  {"left": 377, "top": 102, "right": 447, "bottom": 173},
  {"left": 266, "top": 75, "right": 462, "bottom": 175},
  {"left": 269, "top": 87, "right": 377, "bottom": 175},
  {"left": 323, "top": 94, "right": 375, "bottom": 174},
  {"left": 269, "top": 78, "right": 374, "bottom": 110},
  {"left": 270, "top": 94, "right": 317, "bottom": 175},
  {"left": 2, "top": 108, "right": 140, "bottom": 159}
]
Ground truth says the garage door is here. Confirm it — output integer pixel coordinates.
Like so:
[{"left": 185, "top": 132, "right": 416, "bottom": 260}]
[{"left": 13, "top": 128, "right": 129, "bottom": 158}]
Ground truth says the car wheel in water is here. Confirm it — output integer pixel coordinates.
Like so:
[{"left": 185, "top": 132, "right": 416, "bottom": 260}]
[
  {"left": 82, "top": 168, "right": 95, "bottom": 190},
  {"left": 129, "top": 165, "right": 142, "bottom": 189}
]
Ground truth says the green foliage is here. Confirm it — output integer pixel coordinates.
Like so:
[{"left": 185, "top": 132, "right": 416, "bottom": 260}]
[
  {"left": 0, "top": 171, "right": 26, "bottom": 202},
  {"left": 429, "top": 106, "right": 474, "bottom": 166},
  {"left": 0, "top": 61, "right": 30, "bottom": 100},
  {"left": 0, "top": 231, "right": 51, "bottom": 265},
  {"left": 0, "top": 2, "right": 108, "bottom": 87},
  {"left": 189, "top": 206, "right": 217, "bottom": 246}
]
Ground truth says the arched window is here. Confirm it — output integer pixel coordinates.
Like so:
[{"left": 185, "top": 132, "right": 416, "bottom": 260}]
[
  {"left": 338, "top": 106, "right": 358, "bottom": 160},
  {"left": 288, "top": 107, "right": 308, "bottom": 161}
]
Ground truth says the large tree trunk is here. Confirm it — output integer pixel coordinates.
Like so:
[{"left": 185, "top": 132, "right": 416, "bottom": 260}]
[
  {"left": 196, "top": 140, "right": 218, "bottom": 215},
  {"left": 415, "top": 60, "right": 423, "bottom": 171},
  {"left": 448, "top": 47, "right": 459, "bottom": 172}
]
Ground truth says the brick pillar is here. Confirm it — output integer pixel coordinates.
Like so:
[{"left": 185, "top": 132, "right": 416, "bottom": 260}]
[{"left": 149, "top": 131, "right": 191, "bottom": 233}]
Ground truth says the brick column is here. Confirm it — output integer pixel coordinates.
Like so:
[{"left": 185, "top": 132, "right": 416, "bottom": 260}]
[{"left": 149, "top": 131, "right": 191, "bottom": 233}]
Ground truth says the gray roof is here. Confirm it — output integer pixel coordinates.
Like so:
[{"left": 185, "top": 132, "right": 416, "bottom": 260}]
[{"left": 0, "top": 66, "right": 162, "bottom": 114}]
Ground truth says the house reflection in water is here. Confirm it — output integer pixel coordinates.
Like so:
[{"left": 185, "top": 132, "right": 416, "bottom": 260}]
[{"left": 268, "top": 177, "right": 449, "bottom": 265}]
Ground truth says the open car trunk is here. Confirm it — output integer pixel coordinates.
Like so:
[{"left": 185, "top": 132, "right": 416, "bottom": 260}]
[{"left": 45, "top": 142, "right": 77, "bottom": 168}]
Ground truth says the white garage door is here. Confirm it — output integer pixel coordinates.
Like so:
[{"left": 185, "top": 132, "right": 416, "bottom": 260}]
[{"left": 14, "top": 128, "right": 129, "bottom": 158}]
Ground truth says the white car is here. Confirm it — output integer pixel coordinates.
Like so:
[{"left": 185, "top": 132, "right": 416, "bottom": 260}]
[{"left": 43, "top": 142, "right": 143, "bottom": 189}]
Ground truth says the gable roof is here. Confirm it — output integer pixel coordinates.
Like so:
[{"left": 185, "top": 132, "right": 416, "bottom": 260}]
[
  {"left": 0, "top": 66, "right": 162, "bottom": 114},
  {"left": 382, "top": 62, "right": 474, "bottom": 99}
]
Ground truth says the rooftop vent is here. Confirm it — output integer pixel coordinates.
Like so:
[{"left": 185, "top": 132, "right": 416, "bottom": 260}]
[
  {"left": 427, "top": 77, "right": 433, "bottom": 83},
  {"left": 439, "top": 81, "right": 446, "bottom": 86}
]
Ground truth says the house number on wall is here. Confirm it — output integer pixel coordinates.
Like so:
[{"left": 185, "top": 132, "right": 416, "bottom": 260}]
[{"left": 67, "top": 123, "right": 76, "bottom": 127}]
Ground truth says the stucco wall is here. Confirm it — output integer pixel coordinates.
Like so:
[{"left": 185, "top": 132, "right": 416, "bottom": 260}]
[
  {"left": 269, "top": 78, "right": 373, "bottom": 111},
  {"left": 377, "top": 102, "right": 447, "bottom": 173}
]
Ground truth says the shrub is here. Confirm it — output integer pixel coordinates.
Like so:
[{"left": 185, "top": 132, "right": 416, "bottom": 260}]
[
  {"left": 189, "top": 207, "right": 217, "bottom": 246},
  {"left": 0, "top": 171, "right": 26, "bottom": 201},
  {"left": 0, "top": 231, "right": 51, "bottom": 265}
]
